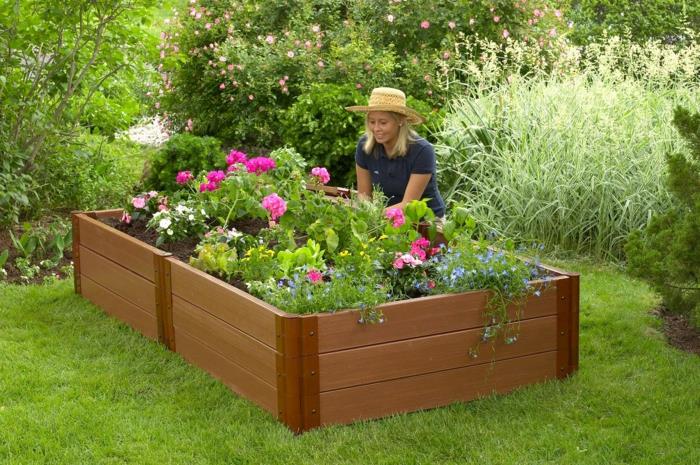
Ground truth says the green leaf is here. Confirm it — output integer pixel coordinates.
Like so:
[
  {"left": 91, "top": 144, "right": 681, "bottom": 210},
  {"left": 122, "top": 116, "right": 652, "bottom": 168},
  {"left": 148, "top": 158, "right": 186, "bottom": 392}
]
[
  {"left": 324, "top": 228, "right": 339, "bottom": 253},
  {"left": 0, "top": 249, "right": 8, "bottom": 268}
]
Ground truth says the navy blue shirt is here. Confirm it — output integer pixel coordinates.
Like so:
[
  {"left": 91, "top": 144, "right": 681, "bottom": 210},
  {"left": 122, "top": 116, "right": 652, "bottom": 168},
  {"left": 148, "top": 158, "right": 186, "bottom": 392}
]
[{"left": 355, "top": 135, "right": 446, "bottom": 217}]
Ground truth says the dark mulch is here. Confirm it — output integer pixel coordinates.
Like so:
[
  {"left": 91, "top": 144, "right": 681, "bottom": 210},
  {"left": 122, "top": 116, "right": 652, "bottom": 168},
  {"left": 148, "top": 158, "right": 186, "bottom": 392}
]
[
  {"left": 652, "top": 306, "right": 700, "bottom": 356},
  {"left": 0, "top": 230, "right": 73, "bottom": 285}
]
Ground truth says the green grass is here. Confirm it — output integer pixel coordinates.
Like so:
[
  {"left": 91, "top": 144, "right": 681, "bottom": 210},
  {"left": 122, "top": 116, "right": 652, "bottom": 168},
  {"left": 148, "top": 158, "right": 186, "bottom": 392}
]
[{"left": 1, "top": 262, "right": 698, "bottom": 464}]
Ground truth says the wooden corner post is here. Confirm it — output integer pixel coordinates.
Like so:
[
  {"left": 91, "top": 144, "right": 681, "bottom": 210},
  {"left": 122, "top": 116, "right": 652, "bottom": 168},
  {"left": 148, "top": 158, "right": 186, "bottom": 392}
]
[
  {"left": 153, "top": 253, "right": 175, "bottom": 350},
  {"left": 556, "top": 273, "right": 580, "bottom": 378},
  {"left": 71, "top": 212, "right": 82, "bottom": 295}
]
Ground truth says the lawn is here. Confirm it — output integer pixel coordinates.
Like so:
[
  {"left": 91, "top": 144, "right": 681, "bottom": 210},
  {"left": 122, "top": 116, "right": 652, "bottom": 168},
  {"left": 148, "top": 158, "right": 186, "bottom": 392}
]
[{"left": 0, "top": 261, "right": 698, "bottom": 465}]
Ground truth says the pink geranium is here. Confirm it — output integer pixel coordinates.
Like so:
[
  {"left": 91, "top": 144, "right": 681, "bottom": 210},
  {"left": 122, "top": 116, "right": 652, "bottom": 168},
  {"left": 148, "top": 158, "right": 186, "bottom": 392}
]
[
  {"left": 199, "top": 181, "right": 220, "bottom": 192},
  {"left": 385, "top": 207, "right": 405, "bottom": 228},
  {"left": 262, "top": 193, "right": 287, "bottom": 221},
  {"left": 307, "top": 269, "right": 323, "bottom": 284},
  {"left": 176, "top": 171, "right": 194, "bottom": 184},
  {"left": 132, "top": 196, "right": 146, "bottom": 209},
  {"left": 310, "top": 166, "right": 331, "bottom": 185},
  {"left": 245, "top": 157, "right": 276, "bottom": 175},
  {"left": 226, "top": 149, "right": 248, "bottom": 167},
  {"left": 206, "top": 170, "right": 226, "bottom": 183},
  {"left": 393, "top": 252, "right": 423, "bottom": 269},
  {"left": 420, "top": 20, "right": 430, "bottom": 29}
]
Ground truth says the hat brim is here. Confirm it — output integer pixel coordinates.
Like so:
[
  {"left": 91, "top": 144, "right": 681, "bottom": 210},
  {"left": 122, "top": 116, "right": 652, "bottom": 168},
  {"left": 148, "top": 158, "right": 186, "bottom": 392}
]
[{"left": 345, "top": 105, "right": 426, "bottom": 125}]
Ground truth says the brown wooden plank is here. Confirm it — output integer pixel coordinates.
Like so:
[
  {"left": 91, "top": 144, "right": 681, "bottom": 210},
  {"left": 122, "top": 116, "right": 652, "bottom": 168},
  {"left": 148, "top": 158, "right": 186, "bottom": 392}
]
[
  {"left": 169, "top": 259, "right": 282, "bottom": 348},
  {"left": 173, "top": 296, "right": 277, "bottom": 386},
  {"left": 556, "top": 277, "right": 572, "bottom": 379},
  {"left": 275, "top": 315, "right": 302, "bottom": 432},
  {"left": 161, "top": 258, "right": 176, "bottom": 350},
  {"left": 79, "top": 245, "right": 157, "bottom": 315},
  {"left": 176, "top": 330, "right": 277, "bottom": 414},
  {"left": 319, "top": 351, "right": 557, "bottom": 426},
  {"left": 319, "top": 315, "right": 557, "bottom": 391},
  {"left": 71, "top": 212, "right": 82, "bottom": 295},
  {"left": 89, "top": 208, "right": 125, "bottom": 219},
  {"left": 78, "top": 213, "right": 163, "bottom": 281},
  {"left": 317, "top": 283, "right": 560, "bottom": 353},
  {"left": 568, "top": 273, "right": 580, "bottom": 373},
  {"left": 81, "top": 276, "right": 158, "bottom": 340}
]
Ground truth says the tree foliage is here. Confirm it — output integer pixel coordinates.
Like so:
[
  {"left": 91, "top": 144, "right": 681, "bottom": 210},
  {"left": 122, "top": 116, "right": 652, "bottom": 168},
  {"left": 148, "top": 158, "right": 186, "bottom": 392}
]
[
  {"left": 626, "top": 107, "right": 700, "bottom": 327},
  {"left": 0, "top": 0, "right": 156, "bottom": 226}
]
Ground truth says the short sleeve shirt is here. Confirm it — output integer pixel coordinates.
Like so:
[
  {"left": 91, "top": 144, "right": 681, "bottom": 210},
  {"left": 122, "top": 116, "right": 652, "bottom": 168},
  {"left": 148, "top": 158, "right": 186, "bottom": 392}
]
[{"left": 355, "top": 135, "right": 446, "bottom": 217}]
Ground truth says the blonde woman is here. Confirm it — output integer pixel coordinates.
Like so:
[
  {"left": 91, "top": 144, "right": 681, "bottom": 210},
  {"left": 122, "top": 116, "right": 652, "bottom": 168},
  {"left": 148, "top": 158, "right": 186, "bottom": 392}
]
[{"left": 347, "top": 87, "right": 446, "bottom": 218}]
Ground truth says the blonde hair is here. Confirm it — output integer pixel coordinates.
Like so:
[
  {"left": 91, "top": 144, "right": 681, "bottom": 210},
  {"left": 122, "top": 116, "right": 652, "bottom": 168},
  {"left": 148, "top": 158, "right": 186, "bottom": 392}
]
[{"left": 362, "top": 112, "right": 418, "bottom": 159}]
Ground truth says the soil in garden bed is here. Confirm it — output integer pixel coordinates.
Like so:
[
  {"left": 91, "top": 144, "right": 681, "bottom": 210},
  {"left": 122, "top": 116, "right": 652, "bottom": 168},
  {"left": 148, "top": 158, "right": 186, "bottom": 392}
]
[
  {"left": 651, "top": 306, "right": 700, "bottom": 356},
  {"left": 103, "top": 216, "right": 269, "bottom": 292}
]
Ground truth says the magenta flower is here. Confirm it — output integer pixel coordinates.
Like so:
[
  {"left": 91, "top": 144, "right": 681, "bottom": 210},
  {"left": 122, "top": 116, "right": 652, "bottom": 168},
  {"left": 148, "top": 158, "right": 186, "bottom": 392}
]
[
  {"left": 199, "top": 181, "right": 220, "bottom": 192},
  {"left": 310, "top": 166, "right": 331, "bottom": 185},
  {"left": 262, "top": 193, "right": 287, "bottom": 221},
  {"left": 245, "top": 157, "right": 276, "bottom": 175},
  {"left": 121, "top": 211, "right": 132, "bottom": 224},
  {"left": 393, "top": 252, "right": 423, "bottom": 269},
  {"left": 420, "top": 20, "right": 430, "bottom": 29},
  {"left": 206, "top": 170, "right": 226, "bottom": 183},
  {"left": 385, "top": 207, "right": 405, "bottom": 228},
  {"left": 393, "top": 257, "right": 405, "bottom": 270},
  {"left": 307, "top": 269, "right": 323, "bottom": 284},
  {"left": 176, "top": 171, "right": 194, "bottom": 184},
  {"left": 132, "top": 196, "right": 146, "bottom": 209},
  {"left": 226, "top": 149, "right": 248, "bottom": 166}
]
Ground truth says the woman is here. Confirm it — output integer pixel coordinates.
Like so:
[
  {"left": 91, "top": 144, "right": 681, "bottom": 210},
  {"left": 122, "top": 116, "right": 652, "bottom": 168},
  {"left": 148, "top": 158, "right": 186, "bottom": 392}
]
[{"left": 346, "top": 87, "right": 446, "bottom": 218}]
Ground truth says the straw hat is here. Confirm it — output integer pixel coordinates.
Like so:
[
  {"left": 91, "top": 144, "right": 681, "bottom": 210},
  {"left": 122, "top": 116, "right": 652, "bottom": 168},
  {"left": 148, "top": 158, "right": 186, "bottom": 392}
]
[{"left": 346, "top": 87, "right": 425, "bottom": 124}]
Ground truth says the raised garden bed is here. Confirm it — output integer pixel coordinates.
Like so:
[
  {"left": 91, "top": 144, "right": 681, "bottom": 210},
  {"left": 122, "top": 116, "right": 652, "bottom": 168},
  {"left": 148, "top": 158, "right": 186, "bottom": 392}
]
[{"left": 72, "top": 208, "right": 579, "bottom": 433}]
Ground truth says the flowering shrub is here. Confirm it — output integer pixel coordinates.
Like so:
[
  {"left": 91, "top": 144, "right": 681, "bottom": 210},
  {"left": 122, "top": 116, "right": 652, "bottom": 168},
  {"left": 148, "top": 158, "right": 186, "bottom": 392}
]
[
  {"left": 146, "top": 201, "right": 209, "bottom": 246},
  {"left": 122, "top": 191, "right": 168, "bottom": 224}
]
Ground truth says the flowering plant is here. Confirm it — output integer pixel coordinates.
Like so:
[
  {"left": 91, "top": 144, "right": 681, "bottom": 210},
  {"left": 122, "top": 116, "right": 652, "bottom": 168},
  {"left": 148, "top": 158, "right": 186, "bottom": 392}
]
[
  {"left": 146, "top": 200, "right": 209, "bottom": 246},
  {"left": 121, "top": 191, "right": 168, "bottom": 224}
]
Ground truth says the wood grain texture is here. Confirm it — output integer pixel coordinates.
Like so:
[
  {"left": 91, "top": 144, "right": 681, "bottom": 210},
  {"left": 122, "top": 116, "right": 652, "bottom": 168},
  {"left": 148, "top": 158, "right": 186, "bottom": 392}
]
[
  {"left": 81, "top": 275, "right": 158, "bottom": 340},
  {"left": 316, "top": 285, "right": 559, "bottom": 353},
  {"left": 79, "top": 245, "right": 157, "bottom": 315},
  {"left": 169, "top": 259, "right": 282, "bottom": 348},
  {"left": 318, "top": 315, "right": 557, "bottom": 391},
  {"left": 172, "top": 295, "right": 278, "bottom": 385},
  {"left": 319, "top": 351, "right": 557, "bottom": 426},
  {"left": 176, "top": 330, "right": 278, "bottom": 414},
  {"left": 78, "top": 213, "right": 165, "bottom": 281}
]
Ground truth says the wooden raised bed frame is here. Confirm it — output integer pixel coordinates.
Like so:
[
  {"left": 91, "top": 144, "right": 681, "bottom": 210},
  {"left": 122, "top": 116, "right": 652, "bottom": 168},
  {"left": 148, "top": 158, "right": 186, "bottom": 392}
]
[{"left": 72, "top": 208, "right": 579, "bottom": 433}]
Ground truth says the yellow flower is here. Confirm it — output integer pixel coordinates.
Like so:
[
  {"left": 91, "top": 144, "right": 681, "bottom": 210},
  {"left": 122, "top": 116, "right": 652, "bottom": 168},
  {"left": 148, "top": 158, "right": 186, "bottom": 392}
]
[
  {"left": 379, "top": 234, "right": 388, "bottom": 240},
  {"left": 339, "top": 250, "right": 350, "bottom": 257}
]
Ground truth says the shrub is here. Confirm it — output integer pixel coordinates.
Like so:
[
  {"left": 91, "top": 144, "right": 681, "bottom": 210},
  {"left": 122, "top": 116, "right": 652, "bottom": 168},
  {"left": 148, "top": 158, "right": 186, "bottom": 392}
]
[
  {"left": 145, "top": 133, "right": 224, "bottom": 192},
  {"left": 280, "top": 83, "right": 365, "bottom": 187},
  {"left": 154, "top": 0, "right": 570, "bottom": 146},
  {"left": 566, "top": 0, "right": 700, "bottom": 44},
  {"left": 32, "top": 133, "right": 148, "bottom": 215},
  {"left": 625, "top": 107, "right": 700, "bottom": 328}
]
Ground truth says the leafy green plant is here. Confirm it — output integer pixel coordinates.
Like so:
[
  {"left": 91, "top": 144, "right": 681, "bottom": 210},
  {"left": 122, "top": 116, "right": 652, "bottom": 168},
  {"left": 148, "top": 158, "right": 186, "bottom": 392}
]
[
  {"left": 9, "top": 224, "right": 38, "bottom": 259},
  {"left": 626, "top": 106, "right": 700, "bottom": 328},
  {"left": 145, "top": 133, "right": 224, "bottom": 192}
]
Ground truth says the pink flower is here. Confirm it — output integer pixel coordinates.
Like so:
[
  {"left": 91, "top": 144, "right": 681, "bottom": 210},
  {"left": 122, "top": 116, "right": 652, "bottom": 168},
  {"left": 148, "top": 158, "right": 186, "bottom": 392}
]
[
  {"left": 310, "top": 167, "right": 330, "bottom": 185},
  {"left": 427, "top": 280, "right": 435, "bottom": 289},
  {"left": 442, "top": 51, "right": 450, "bottom": 60},
  {"left": 385, "top": 207, "right": 405, "bottom": 228},
  {"left": 132, "top": 197, "right": 146, "bottom": 209},
  {"left": 158, "top": 204, "right": 169, "bottom": 212},
  {"left": 393, "top": 257, "right": 405, "bottom": 270},
  {"left": 205, "top": 23, "right": 212, "bottom": 29},
  {"left": 248, "top": 94, "right": 254, "bottom": 101},
  {"left": 411, "top": 237, "right": 430, "bottom": 250},
  {"left": 176, "top": 171, "right": 194, "bottom": 184},
  {"left": 307, "top": 269, "right": 323, "bottom": 283},
  {"left": 549, "top": 28, "right": 557, "bottom": 37},
  {"left": 262, "top": 193, "right": 287, "bottom": 221},
  {"left": 199, "top": 181, "right": 219, "bottom": 192},
  {"left": 420, "top": 20, "right": 430, "bottom": 29},
  {"left": 493, "top": 16, "right": 500, "bottom": 23},
  {"left": 554, "top": 9, "right": 562, "bottom": 18},
  {"left": 502, "top": 29, "right": 510, "bottom": 38},
  {"left": 287, "top": 50, "right": 295, "bottom": 58},
  {"left": 186, "top": 119, "right": 194, "bottom": 131},
  {"left": 226, "top": 150, "right": 248, "bottom": 166},
  {"left": 245, "top": 157, "right": 276, "bottom": 175},
  {"left": 317, "top": 60, "right": 325, "bottom": 68},
  {"left": 121, "top": 211, "right": 132, "bottom": 224},
  {"left": 147, "top": 191, "right": 158, "bottom": 199},
  {"left": 219, "top": 83, "right": 225, "bottom": 89},
  {"left": 448, "top": 20, "right": 456, "bottom": 29},
  {"left": 265, "top": 35, "right": 275, "bottom": 44},
  {"left": 206, "top": 170, "right": 226, "bottom": 183}
]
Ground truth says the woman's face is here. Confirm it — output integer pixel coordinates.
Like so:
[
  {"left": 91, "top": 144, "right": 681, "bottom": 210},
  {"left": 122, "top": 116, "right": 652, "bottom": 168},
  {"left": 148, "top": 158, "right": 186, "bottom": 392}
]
[{"left": 367, "top": 111, "right": 401, "bottom": 147}]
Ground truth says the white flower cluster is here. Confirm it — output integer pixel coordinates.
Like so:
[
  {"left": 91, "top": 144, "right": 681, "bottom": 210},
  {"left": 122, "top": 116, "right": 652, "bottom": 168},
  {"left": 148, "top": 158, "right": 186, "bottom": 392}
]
[
  {"left": 117, "top": 116, "right": 171, "bottom": 146},
  {"left": 149, "top": 202, "right": 207, "bottom": 239}
]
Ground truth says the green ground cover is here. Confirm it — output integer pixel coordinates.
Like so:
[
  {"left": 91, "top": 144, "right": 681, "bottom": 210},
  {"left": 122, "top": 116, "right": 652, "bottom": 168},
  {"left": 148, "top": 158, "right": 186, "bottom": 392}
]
[{"left": 1, "top": 261, "right": 697, "bottom": 465}]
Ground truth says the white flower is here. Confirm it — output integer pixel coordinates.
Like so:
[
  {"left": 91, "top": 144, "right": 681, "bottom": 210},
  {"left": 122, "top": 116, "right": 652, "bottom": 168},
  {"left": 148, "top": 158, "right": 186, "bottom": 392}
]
[
  {"left": 159, "top": 218, "right": 172, "bottom": 229},
  {"left": 167, "top": 229, "right": 174, "bottom": 235},
  {"left": 176, "top": 204, "right": 189, "bottom": 214},
  {"left": 188, "top": 214, "right": 195, "bottom": 221}
]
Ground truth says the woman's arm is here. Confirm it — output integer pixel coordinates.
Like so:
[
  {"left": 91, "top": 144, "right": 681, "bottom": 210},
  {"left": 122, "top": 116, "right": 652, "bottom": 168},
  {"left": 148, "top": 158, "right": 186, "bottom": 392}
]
[
  {"left": 356, "top": 164, "right": 373, "bottom": 200},
  {"left": 390, "top": 173, "right": 432, "bottom": 210}
]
